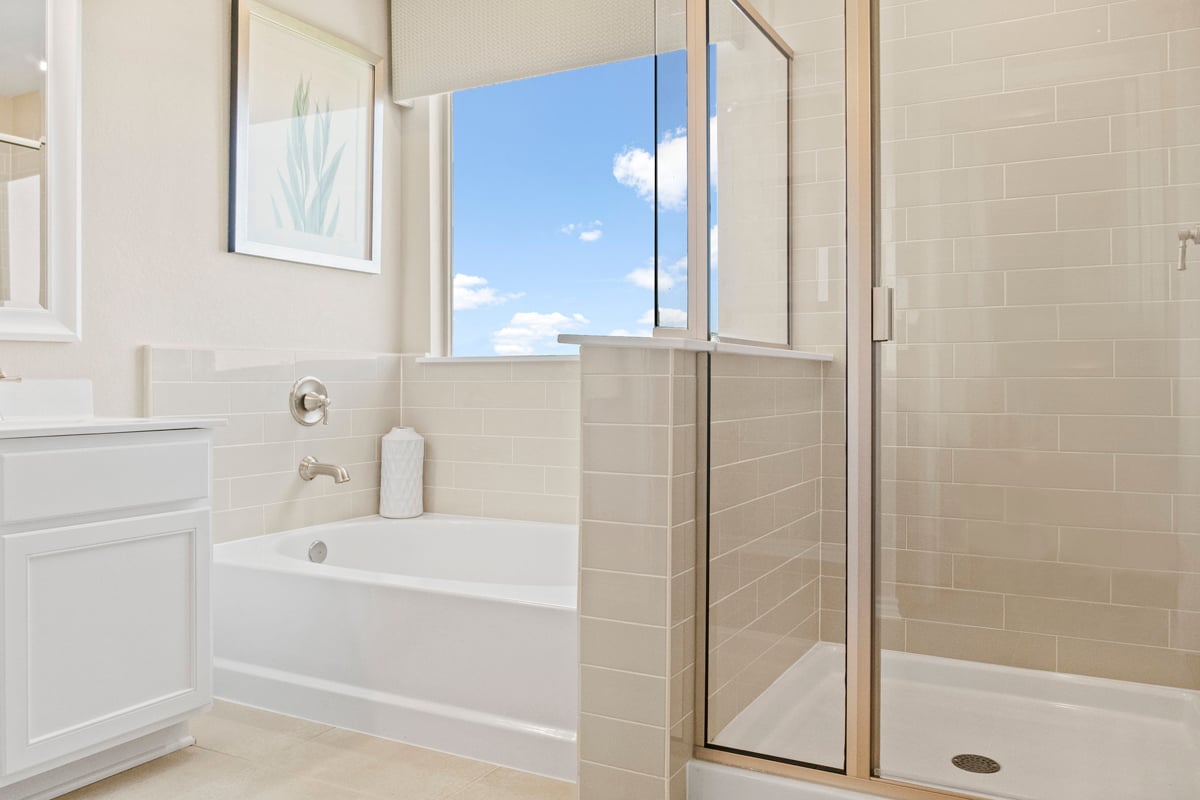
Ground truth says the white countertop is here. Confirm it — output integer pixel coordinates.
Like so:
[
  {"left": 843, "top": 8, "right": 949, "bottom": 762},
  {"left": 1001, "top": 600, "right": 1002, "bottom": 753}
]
[{"left": 0, "top": 417, "right": 224, "bottom": 440}]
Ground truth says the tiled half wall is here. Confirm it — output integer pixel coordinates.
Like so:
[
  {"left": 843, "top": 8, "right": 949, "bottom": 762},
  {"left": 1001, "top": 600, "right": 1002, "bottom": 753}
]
[
  {"left": 577, "top": 346, "right": 697, "bottom": 800},
  {"left": 146, "top": 347, "right": 579, "bottom": 542}
]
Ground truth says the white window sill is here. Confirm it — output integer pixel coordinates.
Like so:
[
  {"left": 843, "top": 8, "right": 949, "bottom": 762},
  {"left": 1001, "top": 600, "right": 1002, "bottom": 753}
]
[
  {"left": 556, "top": 334, "right": 834, "bottom": 363},
  {"left": 416, "top": 354, "right": 580, "bottom": 365}
]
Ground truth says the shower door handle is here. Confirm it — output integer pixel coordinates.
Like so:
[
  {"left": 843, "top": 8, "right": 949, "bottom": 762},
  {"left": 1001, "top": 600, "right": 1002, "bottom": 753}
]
[{"left": 872, "top": 286, "right": 894, "bottom": 342}]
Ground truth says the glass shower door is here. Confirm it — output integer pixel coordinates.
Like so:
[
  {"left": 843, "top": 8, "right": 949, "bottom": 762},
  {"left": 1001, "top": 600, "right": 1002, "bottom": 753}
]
[
  {"left": 702, "top": 0, "right": 848, "bottom": 771},
  {"left": 875, "top": 2, "right": 1200, "bottom": 798}
]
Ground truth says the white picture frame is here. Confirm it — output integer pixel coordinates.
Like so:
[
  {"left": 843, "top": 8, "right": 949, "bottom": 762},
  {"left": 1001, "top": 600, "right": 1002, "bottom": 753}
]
[{"left": 229, "top": 0, "right": 383, "bottom": 274}]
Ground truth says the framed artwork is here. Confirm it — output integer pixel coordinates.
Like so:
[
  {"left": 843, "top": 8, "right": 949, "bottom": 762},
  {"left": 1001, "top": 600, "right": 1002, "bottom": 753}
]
[{"left": 229, "top": 0, "right": 383, "bottom": 273}]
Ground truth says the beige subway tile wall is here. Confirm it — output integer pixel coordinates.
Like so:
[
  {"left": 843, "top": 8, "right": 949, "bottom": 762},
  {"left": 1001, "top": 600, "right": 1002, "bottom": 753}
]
[
  {"left": 875, "top": 0, "right": 1200, "bottom": 689},
  {"left": 706, "top": 352, "right": 825, "bottom": 737},
  {"left": 400, "top": 356, "right": 580, "bottom": 523},
  {"left": 147, "top": 348, "right": 581, "bottom": 542},
  {"left": 758, "top": 0, "right": 850, "bottom": 654},
  {"left": 147, "top": 347, "right": 402, "bottom": 543},
  {"left": 577, "top": 346, "right": 697, "bottom": 800}
]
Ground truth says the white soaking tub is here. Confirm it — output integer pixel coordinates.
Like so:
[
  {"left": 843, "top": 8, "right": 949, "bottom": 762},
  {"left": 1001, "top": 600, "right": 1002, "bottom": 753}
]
[{"left": 212, "top": 514, "right": 578, "bottom": 780}]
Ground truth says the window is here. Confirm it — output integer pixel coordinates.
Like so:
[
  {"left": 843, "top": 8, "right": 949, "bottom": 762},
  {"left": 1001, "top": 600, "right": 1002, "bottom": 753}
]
[{"left": 448, "top": 54, "right": 690, "bottom": 356}]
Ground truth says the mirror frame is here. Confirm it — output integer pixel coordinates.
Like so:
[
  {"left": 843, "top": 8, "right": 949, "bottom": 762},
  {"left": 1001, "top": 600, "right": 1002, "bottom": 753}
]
[{"left": 0, "top": 0, "right": 80, "bottom": 342}]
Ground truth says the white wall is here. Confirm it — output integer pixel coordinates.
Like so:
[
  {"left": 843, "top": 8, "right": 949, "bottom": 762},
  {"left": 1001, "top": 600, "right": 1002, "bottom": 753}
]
[{"left": 0, "top": 0, "right": 427, "bottom": 415}]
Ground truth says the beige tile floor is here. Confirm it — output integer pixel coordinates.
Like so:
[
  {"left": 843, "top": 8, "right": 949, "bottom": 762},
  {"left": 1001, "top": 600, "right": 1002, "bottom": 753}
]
[{"left": 62, "top": 701, "right": 577, "bottom": 800}]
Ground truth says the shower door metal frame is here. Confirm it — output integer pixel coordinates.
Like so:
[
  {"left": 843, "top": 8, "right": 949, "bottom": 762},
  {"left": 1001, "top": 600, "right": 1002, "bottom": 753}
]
[{"left": 690, "top": 0, "right": 988, "bottom": 798}]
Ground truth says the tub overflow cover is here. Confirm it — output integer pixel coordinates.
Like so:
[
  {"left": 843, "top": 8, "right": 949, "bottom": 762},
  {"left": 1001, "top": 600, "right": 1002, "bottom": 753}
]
[{"left": 308, "top": 540, "right": 327, "bottom": 563}]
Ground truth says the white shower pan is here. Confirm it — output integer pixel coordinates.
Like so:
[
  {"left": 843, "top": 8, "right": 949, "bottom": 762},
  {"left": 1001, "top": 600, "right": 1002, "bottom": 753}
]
[{"left": 710, "top": 643, "right": 1200, "bottom": 800}]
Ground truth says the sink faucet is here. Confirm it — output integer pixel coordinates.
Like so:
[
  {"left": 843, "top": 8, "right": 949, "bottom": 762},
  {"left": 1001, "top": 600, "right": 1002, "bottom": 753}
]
[{"left": 298, "top": 456, "right": 350, "bottom": 484}]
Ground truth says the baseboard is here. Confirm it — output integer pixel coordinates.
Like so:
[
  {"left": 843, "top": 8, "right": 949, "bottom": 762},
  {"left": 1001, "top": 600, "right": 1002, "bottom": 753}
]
[{"left": 0, "top": 724, "right": 193, "bottom": 800}]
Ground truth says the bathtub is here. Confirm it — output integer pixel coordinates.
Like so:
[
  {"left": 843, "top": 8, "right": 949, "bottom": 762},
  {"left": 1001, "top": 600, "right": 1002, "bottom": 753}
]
[{"left": 212, "top": 514, "right": 578, "bottom": 780}]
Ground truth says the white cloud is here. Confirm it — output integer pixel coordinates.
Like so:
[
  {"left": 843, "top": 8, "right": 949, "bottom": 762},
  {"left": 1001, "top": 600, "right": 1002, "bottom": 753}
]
[
  {"left": 455, "top": 274, "right": 487, "bottom": 289},
  {"left": 625, "top": 266, "right": 667, "bottom": 290},
  {"left": 624, "top": 257, "right": 687, "bottom": 292},
  {"left": 612, "top": 118, "right": 716, "bottom": 212},
  {"left": 561, "top": 220, "right": 603, "bottom": 242},
  {"left": 612, "top": 145, "right": 655, "bottom": 205},
  {"left": 492, "top": 311, "right": 589, "bottom": 355},
  {"left": 710, "top": 224, "right": 718, "bottom": 271},
  {"left": 453, "top": 274, "right": 524, "bottom": 311},
  {"left": 613, "top": 128, "right": 687, "bottom": 211},
  {"left": 639, "top": 307, "right": 687, "bottom": 326}
]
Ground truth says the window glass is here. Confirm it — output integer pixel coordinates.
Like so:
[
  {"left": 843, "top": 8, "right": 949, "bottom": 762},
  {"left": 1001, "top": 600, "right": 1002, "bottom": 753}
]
[{"left": 451, "top": 55, "right": 688, "bottom": 355}]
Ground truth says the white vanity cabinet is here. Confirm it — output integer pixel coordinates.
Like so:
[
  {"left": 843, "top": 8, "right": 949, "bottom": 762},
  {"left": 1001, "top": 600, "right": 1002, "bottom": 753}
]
[{"left": 0, "top": 424, "right": 215, "bottom": 800}]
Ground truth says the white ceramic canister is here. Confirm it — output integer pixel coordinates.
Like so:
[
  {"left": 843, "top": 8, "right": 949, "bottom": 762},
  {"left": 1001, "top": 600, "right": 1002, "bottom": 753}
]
[{"left": 379, "top": 426, "right": 424, "bottom": 518}]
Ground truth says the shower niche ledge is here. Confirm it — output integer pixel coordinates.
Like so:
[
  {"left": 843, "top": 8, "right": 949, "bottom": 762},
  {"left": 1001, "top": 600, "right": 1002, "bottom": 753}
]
[{"left": 0, "top": 379, "right": 220, "bottom": 800}]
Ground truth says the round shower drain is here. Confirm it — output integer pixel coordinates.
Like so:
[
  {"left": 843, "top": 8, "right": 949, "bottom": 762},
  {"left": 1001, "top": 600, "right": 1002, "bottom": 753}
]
[{"left": 951, "top": 754, "right": 1001, "bottom": 774}]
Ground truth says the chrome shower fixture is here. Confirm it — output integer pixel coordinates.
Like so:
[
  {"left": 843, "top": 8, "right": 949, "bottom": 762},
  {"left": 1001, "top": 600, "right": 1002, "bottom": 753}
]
[
  {"left": 290, "top": 376, "right": 332, "bottom": 426},
  {"left": 1179, "top": 225, "right": 1199, "bottom": 271}
]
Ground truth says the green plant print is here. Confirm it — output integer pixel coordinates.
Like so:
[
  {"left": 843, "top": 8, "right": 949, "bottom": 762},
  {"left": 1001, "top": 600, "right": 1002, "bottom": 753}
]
[{"left": 271, "top": 76, "right": 345, "bottom": 237}]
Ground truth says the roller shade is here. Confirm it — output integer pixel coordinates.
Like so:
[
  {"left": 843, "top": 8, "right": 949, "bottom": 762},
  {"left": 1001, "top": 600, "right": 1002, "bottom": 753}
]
[{"left": 391, "top": 0, "right": 659, "bottom": 102}]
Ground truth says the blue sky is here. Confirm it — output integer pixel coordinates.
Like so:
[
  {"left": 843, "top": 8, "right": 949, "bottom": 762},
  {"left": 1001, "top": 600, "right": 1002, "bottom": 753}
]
[{"left": 451, "top": 53, "right": 691, "bottom": 356}]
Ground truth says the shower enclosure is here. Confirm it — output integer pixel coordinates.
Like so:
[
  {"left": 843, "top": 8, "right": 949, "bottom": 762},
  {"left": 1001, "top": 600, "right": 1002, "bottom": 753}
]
[{"left": 691, "top": 1, "right": 1200, "bottom": 799}]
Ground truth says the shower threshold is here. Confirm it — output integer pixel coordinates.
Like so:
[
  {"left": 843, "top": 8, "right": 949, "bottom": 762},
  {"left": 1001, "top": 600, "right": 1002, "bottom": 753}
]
[{"left": 711, "top": 643, "right": 1200, "bottom": 800}]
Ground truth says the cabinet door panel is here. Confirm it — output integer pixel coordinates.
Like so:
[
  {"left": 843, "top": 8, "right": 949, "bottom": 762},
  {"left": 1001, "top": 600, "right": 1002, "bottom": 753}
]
[{"left": 2, "top": 510, "right": 211, "bottom": 776}]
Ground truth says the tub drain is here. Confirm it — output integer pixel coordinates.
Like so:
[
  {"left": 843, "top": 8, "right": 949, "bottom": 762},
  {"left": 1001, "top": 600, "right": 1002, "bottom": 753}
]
[{"left": 952, "top": 754, "right": 1000, "bottom": 774}]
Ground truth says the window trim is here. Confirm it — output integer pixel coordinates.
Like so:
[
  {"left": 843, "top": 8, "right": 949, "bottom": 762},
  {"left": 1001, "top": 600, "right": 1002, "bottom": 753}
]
[
  {"left": 685, "top": 0, "right": 710, "bottom": 343},
  {"left": 428, "top": 93, "right": 453, "bottom": 357},
  {"left": 426, "top": 7, "right": 793, "bottom": 357}
]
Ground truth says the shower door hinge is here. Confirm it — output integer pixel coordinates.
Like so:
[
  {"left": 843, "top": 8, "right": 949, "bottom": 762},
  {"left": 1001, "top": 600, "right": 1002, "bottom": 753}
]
[{"left": 872, "top": 286, "right": 894, "bottom": 342}]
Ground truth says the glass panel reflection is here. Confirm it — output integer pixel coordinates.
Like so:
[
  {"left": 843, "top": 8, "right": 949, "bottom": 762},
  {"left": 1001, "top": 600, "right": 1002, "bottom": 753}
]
[
  {"left": 0, "top": 1, "right": 47, "bottom": 310},
  {"left": 702, "top": 0, "right": 847, "bottom": 772},
  {"left": 654, "top": 9, "right": 688, "bottom": 329},
  {"left": 709, "top": 0, "right": 788, "bottom": 344}
]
